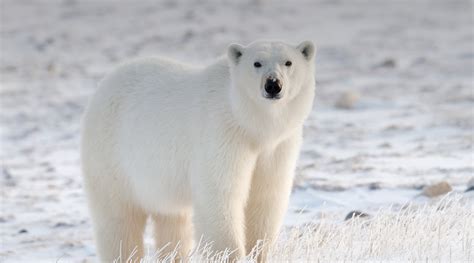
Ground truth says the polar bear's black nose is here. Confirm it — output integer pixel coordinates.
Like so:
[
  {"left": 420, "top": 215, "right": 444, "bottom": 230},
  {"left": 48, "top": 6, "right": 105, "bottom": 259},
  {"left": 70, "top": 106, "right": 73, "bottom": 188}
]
[{"left": 264, "top": 78, "right": 282, "bottom": 98}]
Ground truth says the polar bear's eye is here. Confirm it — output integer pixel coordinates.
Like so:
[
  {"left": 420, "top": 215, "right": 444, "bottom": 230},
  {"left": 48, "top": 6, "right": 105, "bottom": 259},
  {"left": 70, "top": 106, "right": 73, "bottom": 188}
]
[
  {"left": 285, "top": 61, "right": 292, "bottom": 67},
  {"left": 254, "top": 62, "right": 262, "bottom": 68}
]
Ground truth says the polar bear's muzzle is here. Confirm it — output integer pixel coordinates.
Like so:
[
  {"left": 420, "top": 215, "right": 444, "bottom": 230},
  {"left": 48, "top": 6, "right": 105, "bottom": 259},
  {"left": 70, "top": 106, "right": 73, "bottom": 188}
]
[{"left": 263, "top": 77, "right": 282, "bottom": 100}]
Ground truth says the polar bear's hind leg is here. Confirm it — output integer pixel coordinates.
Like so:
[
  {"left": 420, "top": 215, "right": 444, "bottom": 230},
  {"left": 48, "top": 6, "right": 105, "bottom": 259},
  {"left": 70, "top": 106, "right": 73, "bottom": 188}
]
[
  {"left": 86, "top": 182, "right": 147, "bottom": 261},
  {"left": 152, "top": 212, "right": 193, "bottom": 260}
]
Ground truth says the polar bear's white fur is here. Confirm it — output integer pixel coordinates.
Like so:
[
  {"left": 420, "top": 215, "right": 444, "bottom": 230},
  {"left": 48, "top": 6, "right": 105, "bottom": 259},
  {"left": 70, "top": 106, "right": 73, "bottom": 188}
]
[{"left": 81, "top": 40, "right": 316, "bottom": 261}]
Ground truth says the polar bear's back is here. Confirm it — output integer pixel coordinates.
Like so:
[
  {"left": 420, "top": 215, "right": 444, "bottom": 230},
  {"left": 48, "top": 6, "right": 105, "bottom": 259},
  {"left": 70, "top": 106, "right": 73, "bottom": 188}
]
[
  {"left": 83, "top": 56, "right": 203, "bottom": 146},
  {"left": 104, "top": 57, "right": 200, "bottom": 97}
]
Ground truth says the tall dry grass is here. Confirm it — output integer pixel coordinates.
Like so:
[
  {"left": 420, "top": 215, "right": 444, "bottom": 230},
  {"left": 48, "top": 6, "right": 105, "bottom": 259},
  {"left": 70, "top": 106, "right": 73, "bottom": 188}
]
[{"left": 120, "top": 194, "right": 473, "bottom": 262}]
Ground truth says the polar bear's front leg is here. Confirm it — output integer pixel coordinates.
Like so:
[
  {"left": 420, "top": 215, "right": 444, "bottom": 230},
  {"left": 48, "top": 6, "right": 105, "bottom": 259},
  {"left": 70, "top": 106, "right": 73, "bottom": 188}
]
[
  {"left": 245, "top": 134, "right": 302, "bottom": 260},
  {"left": 191, "top": 139, "right": 257, "bottom": 260}
]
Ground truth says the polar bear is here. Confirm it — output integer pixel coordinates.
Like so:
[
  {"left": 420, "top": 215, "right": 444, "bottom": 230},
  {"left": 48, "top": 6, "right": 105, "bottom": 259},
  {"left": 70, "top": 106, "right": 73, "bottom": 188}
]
[{"left": 81, "top": 40, "right": 316, "bottom": 261}]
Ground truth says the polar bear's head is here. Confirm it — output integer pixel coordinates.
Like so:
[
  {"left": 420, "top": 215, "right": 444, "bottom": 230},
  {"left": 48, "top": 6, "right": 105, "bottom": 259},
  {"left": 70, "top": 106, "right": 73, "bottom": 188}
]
[{"left": 227, "top": 40, "right": 315, "bottom": 104}]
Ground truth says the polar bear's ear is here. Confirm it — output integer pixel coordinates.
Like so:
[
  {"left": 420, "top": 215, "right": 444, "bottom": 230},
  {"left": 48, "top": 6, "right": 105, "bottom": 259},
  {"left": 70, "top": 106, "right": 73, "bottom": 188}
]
[
  {"left": 297, "top": 41, "right": 316, "bottom": 61},
  {"left": 228, "top": 43, "right": 244, "bottom": 65}
]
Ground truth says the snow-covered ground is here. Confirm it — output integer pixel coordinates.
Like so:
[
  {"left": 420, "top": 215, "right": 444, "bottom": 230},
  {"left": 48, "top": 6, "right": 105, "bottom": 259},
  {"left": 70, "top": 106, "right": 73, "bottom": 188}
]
[{"left": 1, "top": 0, "right": 473, "bottom": 261}]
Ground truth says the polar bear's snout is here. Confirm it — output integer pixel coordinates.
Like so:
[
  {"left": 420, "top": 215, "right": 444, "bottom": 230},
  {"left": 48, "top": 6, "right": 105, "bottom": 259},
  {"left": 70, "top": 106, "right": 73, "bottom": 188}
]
[{"left": 264, "top": 77, "right": 282, "bottom": 100}]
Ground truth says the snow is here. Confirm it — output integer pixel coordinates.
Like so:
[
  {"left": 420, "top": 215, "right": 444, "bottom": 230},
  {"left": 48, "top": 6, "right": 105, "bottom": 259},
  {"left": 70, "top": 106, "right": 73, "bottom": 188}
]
[{"left": 1, "top": 0, "right": 473, "bottom": 261}]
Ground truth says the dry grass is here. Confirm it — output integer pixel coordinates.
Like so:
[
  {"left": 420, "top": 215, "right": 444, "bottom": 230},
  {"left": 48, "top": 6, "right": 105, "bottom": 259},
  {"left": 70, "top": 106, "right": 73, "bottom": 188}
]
[
  {"left": 129, "top": 194, "right": 473, "bottom": 262},
  {"left": 270, "top": 194, "right": 473, "bottom": 262}
]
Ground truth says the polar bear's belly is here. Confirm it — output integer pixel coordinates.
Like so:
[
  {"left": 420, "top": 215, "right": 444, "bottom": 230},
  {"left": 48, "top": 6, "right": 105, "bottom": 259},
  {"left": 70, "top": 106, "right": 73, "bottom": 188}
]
[
  {"left": 119, "top": 140, "right": 194, "bottom": 214},
  {"left": 128, "top": 162, "right": 193, "bottom": 214},
  {"left": 116, "top": 107, "right": 195, "bottom": 214}
]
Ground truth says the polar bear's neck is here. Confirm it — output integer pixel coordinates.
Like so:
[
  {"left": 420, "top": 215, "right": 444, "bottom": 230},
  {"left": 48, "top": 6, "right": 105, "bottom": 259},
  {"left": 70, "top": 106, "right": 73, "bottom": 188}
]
[
  {"left": 229, "top": 79, "right": 314, "bottom": 149},
  {"left": 230, "top": 91, "right": 313, "bottom": 147}
]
